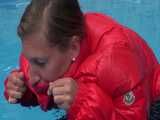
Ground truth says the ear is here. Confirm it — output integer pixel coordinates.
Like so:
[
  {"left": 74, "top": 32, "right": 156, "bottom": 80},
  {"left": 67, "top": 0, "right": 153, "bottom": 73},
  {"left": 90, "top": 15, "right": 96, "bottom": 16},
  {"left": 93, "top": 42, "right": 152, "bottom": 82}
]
[{"left": 69, "top": 35, "right": 80, "bottom": 60}]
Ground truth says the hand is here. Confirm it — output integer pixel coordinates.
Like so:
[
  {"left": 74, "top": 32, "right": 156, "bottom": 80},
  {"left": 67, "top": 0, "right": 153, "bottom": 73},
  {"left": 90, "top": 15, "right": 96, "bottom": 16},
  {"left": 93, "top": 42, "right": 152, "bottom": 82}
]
[
  {"left": 47, "top": 77, "right": 78, "bottom": 111},
  {"left": 6, "top": 70, "right": 26, "bottom": 103}
]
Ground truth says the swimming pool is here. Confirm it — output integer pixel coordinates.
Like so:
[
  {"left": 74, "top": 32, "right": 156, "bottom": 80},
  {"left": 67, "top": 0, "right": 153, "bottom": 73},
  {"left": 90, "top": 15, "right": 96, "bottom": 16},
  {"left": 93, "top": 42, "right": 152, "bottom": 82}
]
[{"left": 0, "top": 0, "right": 160, "bottom": 120}]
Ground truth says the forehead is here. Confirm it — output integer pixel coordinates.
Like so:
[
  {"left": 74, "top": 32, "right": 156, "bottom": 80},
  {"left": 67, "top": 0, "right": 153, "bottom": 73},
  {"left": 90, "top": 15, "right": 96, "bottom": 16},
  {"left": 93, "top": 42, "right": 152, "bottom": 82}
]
[{"left": 22, "top": 34, "right": 53, "bottom": 58}]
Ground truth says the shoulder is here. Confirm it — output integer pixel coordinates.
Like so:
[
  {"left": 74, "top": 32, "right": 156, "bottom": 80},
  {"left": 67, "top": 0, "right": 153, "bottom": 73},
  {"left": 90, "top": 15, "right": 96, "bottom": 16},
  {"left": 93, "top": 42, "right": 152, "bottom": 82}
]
[
  {"left": 84, "top": 12, "right": 118, "bottom": 33},
  {"left": 77, "top": 42, "right": 146, "bottom": 97},
  {"left": 83, "top": 12, "right": 140, "bottom": 52},
  {"left": 84, "top": 12, "right": 117, "bottom": 25}
]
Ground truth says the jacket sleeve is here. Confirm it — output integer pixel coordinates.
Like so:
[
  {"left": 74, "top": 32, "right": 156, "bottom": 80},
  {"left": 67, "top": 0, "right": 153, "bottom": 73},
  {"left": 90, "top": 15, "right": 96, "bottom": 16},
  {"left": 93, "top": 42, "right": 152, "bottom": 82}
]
[
  {"left": 67, "top": 42, "right": 148, "bottom": 120},
  {"left": 97, "top": 44, "right": 149, "bottom": 120},
  {"left": 67, "top": 80, "right": 114, "bottom": 120},
  {"left": 4, "top": 55, "right": 38, "bottom": 107}
]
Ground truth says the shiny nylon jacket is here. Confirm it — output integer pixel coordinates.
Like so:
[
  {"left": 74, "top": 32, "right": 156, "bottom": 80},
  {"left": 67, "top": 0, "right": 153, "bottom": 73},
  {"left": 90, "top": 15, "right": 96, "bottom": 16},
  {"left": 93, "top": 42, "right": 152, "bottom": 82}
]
[{"left": 4, "top": 13, "right": 160, "bottom": 120}]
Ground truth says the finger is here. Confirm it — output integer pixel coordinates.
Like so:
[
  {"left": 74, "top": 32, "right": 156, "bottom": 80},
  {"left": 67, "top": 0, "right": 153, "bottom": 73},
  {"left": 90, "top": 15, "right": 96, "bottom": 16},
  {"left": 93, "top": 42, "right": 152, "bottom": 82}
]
[
  {"left": 47, "top": 84, "right": 54, "bottom": 96},
  {"left": 49, "top": 80, "right": 65, "bottom": 88},
  {"left": 53, "top": 85, "right": 73, "bottom": 95},
  {"left": 47, "top": 85, "right": 70, "bottom": 96},
  {"left": 12, "top": 75, "right": 25, "bottom": 87},
  {"left": 57, "top": 102, "right": 69, "bottom": 111},
  {"left": 50, "top": 77, "right": 73, "bottom": 88},
  {"left": 8, "top": 71, "right": 25, "bottom": 86},
  {"left": 51, "top": 86, "right": 66, "bottom": 96},
  {"left": 8, "top": 97, "right": 17, "bottom": 104},
  {"left": 48, "top": 78, "right": 73, "bottom": 95},
  {"left": 54, "top": 95, "right": 72, "bottom": 105},
  {"left": 17, "top": 72, "right": 24, "bottom": 79},
  {"left": 54, "top": 95, "right": 65, "bottom": 105},
  {"left": 8, "top": 90, "right": 23, "bottom": 99},
  {"left": 6, "top": 81, "right": 26, "bottom": 93},
  {"left": 47, "top": 84, "right": 64, "bottom": 96},
  {"left": 13, "top": 72, "right": 24, "bottom": 79},
  {"left": 47, "top": 88, "right": 52, "bottom": 96}
]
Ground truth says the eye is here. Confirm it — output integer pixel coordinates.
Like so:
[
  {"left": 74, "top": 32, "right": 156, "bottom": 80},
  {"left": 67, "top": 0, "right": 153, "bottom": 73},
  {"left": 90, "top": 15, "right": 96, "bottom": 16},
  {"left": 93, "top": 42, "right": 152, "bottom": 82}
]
[{"left": 30, "top": 58, "right": 47, "bottom": 67}]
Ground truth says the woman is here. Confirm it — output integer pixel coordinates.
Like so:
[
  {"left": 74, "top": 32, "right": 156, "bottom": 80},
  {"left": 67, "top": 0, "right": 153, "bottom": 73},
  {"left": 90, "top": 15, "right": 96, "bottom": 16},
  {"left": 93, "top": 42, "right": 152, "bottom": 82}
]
[{"left": 4, "top": 0, "right": 160, "bottom": 119}]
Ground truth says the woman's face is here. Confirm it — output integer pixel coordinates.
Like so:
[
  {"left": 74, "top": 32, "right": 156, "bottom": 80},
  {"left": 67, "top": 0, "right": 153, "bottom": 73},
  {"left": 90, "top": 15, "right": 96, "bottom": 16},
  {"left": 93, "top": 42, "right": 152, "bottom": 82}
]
[{"left": 22, "top": 34, "right": 79, "bottom": 86}]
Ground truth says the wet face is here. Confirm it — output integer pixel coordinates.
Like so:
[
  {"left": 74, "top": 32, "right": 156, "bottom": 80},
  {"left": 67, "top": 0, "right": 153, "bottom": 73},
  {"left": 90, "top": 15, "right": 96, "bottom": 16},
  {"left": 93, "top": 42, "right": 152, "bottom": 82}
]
[{"left": 22, "top": 33, "right": 79, "bottom": 86}]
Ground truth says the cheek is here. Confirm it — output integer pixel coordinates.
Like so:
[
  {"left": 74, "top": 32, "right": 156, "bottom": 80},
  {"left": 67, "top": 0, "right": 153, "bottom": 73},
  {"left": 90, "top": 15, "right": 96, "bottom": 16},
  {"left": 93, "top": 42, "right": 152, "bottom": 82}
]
[
  {"left": 40, "top": 64, "right": 61, "bottom": 82},
  {"left": 40, "top": 52, "right": 72, "bottom": 82},
  {"left": 42, "top": 59, "right": 70, "bottom": 82}
]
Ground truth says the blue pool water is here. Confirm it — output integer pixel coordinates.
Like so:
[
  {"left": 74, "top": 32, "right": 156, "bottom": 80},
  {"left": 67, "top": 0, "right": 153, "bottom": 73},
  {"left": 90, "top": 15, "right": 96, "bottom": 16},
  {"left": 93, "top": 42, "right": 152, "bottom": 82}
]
[{"left": 0, "top": 0, "right": 159, "bottom": 120}]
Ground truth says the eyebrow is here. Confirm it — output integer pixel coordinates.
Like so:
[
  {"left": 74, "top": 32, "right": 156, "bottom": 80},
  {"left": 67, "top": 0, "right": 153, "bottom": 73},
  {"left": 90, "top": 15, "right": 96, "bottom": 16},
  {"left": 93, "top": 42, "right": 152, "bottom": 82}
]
[
  {"left": 22, "top": 51, "right": 49, "bottom": 62},
  {"left": 29, "top": 57, "right": 48, "bottom": 61}
]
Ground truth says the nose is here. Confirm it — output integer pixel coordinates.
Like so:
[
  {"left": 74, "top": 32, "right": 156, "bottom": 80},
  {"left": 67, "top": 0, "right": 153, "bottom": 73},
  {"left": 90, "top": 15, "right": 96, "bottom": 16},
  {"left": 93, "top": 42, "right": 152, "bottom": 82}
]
[
  {"left": 30, "top": 75, "right": 41, "bottom": 86},
  {"left": 28, "top": 68, "right": 41, "bottom": 86}
]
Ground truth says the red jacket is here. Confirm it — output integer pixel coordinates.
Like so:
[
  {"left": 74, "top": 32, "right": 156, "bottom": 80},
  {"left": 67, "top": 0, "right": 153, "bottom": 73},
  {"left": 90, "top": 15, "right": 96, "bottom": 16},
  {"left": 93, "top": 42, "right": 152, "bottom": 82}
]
[{"left": 4, "top": 13, "right": 160, "bottom": 120}]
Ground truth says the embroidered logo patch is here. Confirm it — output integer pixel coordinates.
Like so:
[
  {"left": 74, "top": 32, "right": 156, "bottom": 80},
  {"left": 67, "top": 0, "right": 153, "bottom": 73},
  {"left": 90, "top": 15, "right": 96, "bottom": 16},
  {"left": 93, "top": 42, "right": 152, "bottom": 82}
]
[{"left": 123, "top": 91, "right": 135, "bottom": 106}]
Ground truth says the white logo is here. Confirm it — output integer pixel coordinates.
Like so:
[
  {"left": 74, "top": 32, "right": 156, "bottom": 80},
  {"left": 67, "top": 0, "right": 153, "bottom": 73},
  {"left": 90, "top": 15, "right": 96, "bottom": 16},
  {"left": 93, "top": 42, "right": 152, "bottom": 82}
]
[{"left": 123, "top": 91, "right": 135, "bottom": 106}]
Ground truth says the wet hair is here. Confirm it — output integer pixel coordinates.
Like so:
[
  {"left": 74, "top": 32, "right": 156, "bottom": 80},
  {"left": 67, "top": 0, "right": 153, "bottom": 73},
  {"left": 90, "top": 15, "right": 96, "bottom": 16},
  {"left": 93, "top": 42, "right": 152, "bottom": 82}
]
[{"left": 17, "top": 0, "right": 85, "bottom": 51}]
